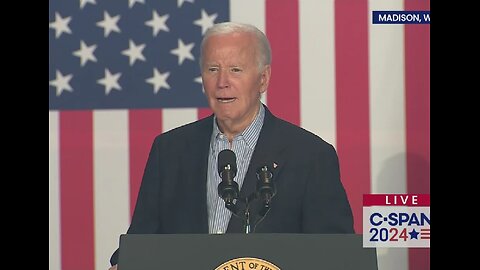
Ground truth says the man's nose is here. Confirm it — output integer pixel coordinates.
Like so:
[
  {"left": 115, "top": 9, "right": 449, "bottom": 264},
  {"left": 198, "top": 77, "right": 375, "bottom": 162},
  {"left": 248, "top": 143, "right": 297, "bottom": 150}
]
[{"left": 217, "top": 69, "right": 230, "bottom": 89}]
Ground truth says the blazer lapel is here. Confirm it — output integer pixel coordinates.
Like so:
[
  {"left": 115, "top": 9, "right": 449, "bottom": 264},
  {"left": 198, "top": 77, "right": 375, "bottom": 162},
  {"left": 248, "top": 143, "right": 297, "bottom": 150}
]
[{"left": 187, "top": 115, "right": 214, "bottom": 233}]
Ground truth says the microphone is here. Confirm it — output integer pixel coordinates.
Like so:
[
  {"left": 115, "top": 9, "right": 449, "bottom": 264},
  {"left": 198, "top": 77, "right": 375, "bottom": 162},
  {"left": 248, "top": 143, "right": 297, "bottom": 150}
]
[
  {"left": 217, "top": 149, "right": 239, "bottom": 211},
  {"left": 256, "top": 165, "right": 276, "bottom": 210}
]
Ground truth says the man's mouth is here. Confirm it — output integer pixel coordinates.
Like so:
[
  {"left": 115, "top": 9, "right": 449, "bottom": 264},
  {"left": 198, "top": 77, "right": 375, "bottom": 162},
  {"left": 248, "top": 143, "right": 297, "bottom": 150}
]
[{"left": 217, "top": 98, "right": 236, "bottom": 103}]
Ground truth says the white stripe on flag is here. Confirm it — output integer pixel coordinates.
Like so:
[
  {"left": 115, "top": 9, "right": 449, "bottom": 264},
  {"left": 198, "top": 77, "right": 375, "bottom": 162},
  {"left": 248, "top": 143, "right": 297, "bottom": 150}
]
[
  {"left": 93, "top": 111, "right": 131, "bottom": 270},
  {"left": 299, "top": 0, "right": 337, "bottom": 147},
  {"left": 49, "top": 111, "right": 61, "bottom": 270},
  {"left": 163, "top": 108, "right": 199, "bottom": 132},
  {"left": 230, "top": 0, "right": 267, "bottom": 106},
  {"left": 369, "top": 0, "right": 408, "bottom": 269}
]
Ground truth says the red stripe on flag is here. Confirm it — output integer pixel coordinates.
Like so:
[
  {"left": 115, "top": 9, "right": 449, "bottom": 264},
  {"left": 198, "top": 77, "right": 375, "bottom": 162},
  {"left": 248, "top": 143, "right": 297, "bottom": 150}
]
[
  {"left": 405, "top": 0, "right": 430, "bottom": 269},
  {"left": 334, "top": 0, "right": 370, "bottom": 234},
  {"left": 266, "top": 0, "right": 300, "bottom": 125},
  {"left": 405, "top": 2, "right": 430, "bottom": 201},
  {"left": 60, "top": 111, "right": 94, "bottom": 270},
  {"left": 198, "top": 108, "right": 213, "bottom": 119},
  {"left": 129, "top": 109, "right": 163, "bottom": 217}
]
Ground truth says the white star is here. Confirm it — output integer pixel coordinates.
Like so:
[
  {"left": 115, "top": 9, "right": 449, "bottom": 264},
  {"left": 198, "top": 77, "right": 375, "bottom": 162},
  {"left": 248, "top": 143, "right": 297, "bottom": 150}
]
[
  {"left": 146, "top": 68, "right": 170, "bottom": 94},
  {"left": 177, "top": 0, "right": 194, "bottom": 8},
  {"left": 97, "top": 69, "right": 122, "bottom": 95},
  {"left": 145, "top": 11, "right": 169, "bottom": 37},
  {"left": 49, "top": 12, "right": 72, "bottom": 39},
  {"left": 121, "top": 40, "right": 146, "bottom": 66},
  {"left": 50, "top": 70, "right": 73, "bottom": 96},
  {"left": 80, "top": 0, "right": 96, "bottom": 9},
  {"left": 72, "top": 41, "right": 97, "bottom": 66},
  {"left": 170, "top": 39, "right": 195, "bottom": 65},
  {"left": 194, "top": 9, "right": 218, "bottom": 35},
  {"left": 194, "top": 76, "right": 205, "bottom": 93},
  {"left": 96, "top": 11, "right": 121, "bottom": 38},
  {"left": 128, "top": 0, "right": 145, "bottom": 8}
]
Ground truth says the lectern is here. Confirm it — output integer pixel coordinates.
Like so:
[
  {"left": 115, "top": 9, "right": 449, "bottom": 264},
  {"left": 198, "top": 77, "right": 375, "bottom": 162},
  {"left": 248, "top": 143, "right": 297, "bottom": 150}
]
[{"left": 117, "top": 234, "right": 377, "bottom": 270}]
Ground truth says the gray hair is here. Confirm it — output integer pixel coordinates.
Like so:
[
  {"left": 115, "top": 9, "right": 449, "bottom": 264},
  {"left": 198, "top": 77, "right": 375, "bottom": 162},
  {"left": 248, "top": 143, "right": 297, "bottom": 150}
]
[{"left": 199, "top": 22, "right": 272, "bottom": 71}]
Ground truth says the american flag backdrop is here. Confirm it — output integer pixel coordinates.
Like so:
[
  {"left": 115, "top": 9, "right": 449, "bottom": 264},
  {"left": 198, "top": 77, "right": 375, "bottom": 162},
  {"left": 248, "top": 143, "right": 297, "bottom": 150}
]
[{"left": 49, "top": 0, "right": 430, "bottom": 270}]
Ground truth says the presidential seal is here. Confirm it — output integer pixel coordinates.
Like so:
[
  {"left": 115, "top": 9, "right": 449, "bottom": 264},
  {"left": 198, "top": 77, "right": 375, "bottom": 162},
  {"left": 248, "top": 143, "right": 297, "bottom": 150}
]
[{"left": 215, "top": 257, "right": 280, "bottom": 270}]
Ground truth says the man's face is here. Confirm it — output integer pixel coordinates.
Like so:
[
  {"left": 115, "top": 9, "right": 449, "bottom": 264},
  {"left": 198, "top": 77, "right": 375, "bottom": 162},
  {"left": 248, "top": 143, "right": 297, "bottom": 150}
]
[{"left": 201, "top": 32, "right": 270, "bottom": 131}]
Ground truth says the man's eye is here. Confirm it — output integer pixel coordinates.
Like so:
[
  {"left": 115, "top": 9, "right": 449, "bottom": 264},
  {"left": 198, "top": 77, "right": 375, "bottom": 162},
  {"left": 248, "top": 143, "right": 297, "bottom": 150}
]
[
  {"left": 208, "top": 67, "right": 218, "bottom": 72},
  {"left": 231, "top": 68, "right": 241, "bottom": 72}
]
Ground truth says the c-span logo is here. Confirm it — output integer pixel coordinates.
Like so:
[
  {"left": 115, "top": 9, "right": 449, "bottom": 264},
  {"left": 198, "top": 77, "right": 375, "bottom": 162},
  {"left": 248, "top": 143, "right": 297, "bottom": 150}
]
[
  {"left": 363, "top": 194, "right": 430, "bottom": 248},
  {"left": 215, "top": 257, "right": 280, "bottom": 270}
]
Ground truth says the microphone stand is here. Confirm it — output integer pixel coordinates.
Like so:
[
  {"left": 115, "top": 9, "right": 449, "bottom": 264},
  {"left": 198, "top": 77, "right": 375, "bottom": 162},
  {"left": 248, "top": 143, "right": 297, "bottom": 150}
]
[
  {"left": 244, "top": 196, "right": 251, "bottom": 234},
  {"left": 218, "top": 164, "right": 275, "bottom": 234},
  {"left": 242, "top": 193, "right": 261, "bottom": 234}
]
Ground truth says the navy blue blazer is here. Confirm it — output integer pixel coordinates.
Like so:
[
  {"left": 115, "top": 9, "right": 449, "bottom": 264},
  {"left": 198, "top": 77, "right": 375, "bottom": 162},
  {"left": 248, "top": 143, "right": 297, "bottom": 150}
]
[{"left": 111, "top": 105, "right": 354, "bottom": 265}]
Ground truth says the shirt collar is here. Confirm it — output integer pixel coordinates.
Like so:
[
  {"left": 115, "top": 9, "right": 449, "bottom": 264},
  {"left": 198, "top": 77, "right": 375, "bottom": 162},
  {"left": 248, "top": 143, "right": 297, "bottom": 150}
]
[{"left": 211, "top": 103, "right": 265, "bottom": 149}]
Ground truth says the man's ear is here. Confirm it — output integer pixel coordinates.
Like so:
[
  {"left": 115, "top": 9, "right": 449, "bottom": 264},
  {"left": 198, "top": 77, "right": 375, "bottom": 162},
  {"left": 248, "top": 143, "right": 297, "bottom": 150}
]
[{"left": 260, "top": 65, "right": 271, "bottom": 93}]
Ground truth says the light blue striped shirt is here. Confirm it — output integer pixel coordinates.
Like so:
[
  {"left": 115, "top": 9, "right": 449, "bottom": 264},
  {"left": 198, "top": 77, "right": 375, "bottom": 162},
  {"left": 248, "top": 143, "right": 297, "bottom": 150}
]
[{"left": 207, "top": 104, "right": 265, "bottom": 234}]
